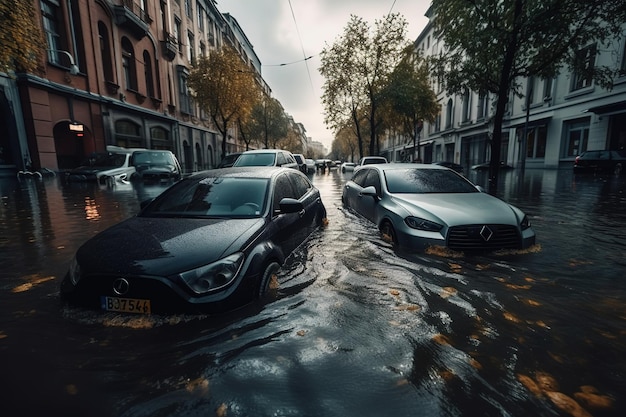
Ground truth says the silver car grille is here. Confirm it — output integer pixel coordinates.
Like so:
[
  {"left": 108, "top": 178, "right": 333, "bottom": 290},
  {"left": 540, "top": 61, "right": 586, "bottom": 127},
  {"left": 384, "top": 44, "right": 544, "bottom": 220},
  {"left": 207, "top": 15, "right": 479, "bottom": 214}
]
[{"left": 447, "top": 224, "right": 520, "bottom": 251}]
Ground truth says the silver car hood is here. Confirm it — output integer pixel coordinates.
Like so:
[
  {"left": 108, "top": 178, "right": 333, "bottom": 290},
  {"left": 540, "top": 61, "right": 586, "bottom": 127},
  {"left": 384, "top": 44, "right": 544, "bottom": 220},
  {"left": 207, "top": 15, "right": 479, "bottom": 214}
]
[{"left": 390, "top": 192, "right": 522, "bottom": 226}]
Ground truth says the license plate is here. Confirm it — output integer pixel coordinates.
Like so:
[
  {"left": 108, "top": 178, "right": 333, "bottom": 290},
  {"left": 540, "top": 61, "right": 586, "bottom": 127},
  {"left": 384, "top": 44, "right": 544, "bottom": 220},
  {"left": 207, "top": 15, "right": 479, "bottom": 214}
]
[{"left": 101, "top": 296, "right": 151, "bottom": 314}]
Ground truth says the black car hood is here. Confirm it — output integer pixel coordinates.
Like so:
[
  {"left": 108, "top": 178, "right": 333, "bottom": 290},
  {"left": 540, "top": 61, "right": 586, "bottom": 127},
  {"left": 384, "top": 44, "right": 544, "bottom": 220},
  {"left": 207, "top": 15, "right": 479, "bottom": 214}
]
[{"left": 77, "top": 216, "right": 266, "bottom": 276}]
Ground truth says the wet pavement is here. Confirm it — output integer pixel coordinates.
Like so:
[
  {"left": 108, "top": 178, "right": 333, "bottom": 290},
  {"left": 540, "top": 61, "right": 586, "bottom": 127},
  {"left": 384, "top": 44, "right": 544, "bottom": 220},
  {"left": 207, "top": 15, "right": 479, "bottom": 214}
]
[{"left": 1, "top": 168, "right": 625, "bottom": 417}]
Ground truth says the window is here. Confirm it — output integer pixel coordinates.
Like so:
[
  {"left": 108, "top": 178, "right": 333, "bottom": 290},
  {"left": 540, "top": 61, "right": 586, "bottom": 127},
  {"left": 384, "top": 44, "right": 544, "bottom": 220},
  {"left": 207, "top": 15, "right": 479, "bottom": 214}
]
[
  {"left": 272, "top": 174, "right": 296, "bottom": 215},
  {"left": 150, "top": 127, "right": 171, "bottom": 150},
  {"left": 177, "top": 66, "right": 193, "bottom": 115},
  {"left": 121, "top": 37, "right": 137, "bottom": 91},
  {"left": 521, "top": 125, "right": 548, "bottom": 159},
  {"left": 445, "top": 99, "right": 453, "bottom": 129},
  {"left": 184, "top": 0, "right": 192, "bottom": 19},
  {"left": 174, "top": 18, "right": 182, "bottom": 53},
  {"left": 563, "top": 119, "right": 590, "bottom": 157},
  {"left": 571, "top": 44, "right": 596, "bottom": 91},
  {"left": 197, "top": 3, "right": 204, "bottom": 31},
  {"left": 187, "top": 31, "right": 195, "bottom": 64},
  {"left": 98, "top": 22, "right": 114, "bottom": 81},
  {"left": 543, "top": 78, "right": 553, "bottom": 100},
  {"left": 620, "top": 41, "right": 626, "bottom": 76},
  {"left": 461, "top": 88, "right": 471, "bottom": 123},
  {"left": 41, "top": 0, "right": 68, "bottom": 65},
  {"left": 143, "top": 51, "right": 155, "bottom": 98},
  {"left": 477, "top": 93, "right": 489, "bottom": 120},
  {"left": 115, "top": 120, "right": 142, "bottom": 148},
  {"left": 288, "top": 173, "right": 312, "bottom": 199}
]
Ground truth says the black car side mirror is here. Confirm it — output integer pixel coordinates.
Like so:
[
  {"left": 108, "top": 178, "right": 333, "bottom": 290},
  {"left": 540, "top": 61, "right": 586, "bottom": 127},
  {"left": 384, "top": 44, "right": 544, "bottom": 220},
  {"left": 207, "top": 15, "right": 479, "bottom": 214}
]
[{"left": 279, "top": 198, "right": 304, "bottom": 214}]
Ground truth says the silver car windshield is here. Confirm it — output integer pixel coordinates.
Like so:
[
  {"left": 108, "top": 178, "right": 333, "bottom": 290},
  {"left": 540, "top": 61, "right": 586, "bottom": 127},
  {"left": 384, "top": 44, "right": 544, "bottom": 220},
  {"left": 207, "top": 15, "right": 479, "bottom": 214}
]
[
  {"left": 384, "top": 169, "right": 479, "bottom": 194},
  {"left": 143, "top": 177, "right": 269, "bottom": 218}
]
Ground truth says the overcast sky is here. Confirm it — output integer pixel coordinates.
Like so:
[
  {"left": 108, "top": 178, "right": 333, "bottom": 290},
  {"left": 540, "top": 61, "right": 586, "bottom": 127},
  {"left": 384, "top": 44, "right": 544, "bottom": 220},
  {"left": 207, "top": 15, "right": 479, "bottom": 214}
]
[{"left": 218, "top": 0, "right": 431, "bottom": 151}]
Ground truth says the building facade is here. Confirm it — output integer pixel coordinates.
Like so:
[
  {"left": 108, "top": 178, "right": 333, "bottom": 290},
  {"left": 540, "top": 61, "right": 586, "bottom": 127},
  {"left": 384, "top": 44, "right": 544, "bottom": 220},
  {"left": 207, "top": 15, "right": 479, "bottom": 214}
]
[
  {"left": 382, "top": 7, "right": 626, "bottom": 171},
  {"left": 0, "top": 0, "right": 275, "bottom": 177}
]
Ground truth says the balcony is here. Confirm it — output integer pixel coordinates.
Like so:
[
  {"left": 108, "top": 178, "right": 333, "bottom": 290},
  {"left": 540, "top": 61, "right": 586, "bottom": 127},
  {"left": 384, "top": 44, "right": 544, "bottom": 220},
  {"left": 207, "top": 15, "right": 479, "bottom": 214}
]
[
  {"left": 113, "top": 0, "right": 152, "bottom": 39},
  {"left": 161, "top": 33, "right": 178, "bottom": 61}
]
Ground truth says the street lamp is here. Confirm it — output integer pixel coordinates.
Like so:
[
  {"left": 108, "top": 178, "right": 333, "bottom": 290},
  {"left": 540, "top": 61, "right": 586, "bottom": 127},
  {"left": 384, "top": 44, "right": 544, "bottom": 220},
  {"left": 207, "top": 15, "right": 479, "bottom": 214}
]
[{"left": 46, "top": 49, "right": 80, "bottom": 75}]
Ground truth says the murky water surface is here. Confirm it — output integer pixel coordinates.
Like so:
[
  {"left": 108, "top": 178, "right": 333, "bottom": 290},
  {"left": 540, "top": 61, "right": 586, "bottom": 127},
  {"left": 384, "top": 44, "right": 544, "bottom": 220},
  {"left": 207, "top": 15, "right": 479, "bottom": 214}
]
[{"left": 1, "top": 169, "right": 625, "bottom": 417}]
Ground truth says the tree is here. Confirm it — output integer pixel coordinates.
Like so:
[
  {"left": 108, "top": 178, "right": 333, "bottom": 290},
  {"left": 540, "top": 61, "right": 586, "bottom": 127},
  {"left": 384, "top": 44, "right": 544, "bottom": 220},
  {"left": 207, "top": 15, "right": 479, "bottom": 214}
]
[
  {"left": 320, "top": 13, "right": 409, "bottom": 159},
  {"left": 242, "top": 95, "right": 289, "bottom": 149},
  {"left": 0, "top": 0, "right": 45, "bottom": 73},
  {"left": 382, "top": 48, "right": 439, "bottom": 162},
  {"left": 188, "top": 45, "right": 258, "bottom": 160},
  {"left": 431, "top": 0, "right": 626, "bottom": 194}
]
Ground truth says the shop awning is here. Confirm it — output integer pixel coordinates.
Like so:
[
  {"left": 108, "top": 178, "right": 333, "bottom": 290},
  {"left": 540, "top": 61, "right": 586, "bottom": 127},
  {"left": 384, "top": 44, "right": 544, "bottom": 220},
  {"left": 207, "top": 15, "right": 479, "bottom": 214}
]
[{"left": 585, "top": 100, "right": 626, "bottom": 114}]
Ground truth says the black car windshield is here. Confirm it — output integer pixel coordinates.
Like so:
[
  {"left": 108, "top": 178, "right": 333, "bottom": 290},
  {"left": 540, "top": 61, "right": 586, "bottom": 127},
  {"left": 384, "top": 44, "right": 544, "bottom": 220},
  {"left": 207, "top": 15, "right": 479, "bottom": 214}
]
[
  {"left": 234, "top": 153, "right": 276, "bottom": 167},
  {"left": 142, "top": 177, "right": 269, "bottom": 218},
  {"left": 85, "top": 153, "right": 127, "bottom": 168},
  {"left": 384, "top": 168, "right": 479, "bottom": 194}
]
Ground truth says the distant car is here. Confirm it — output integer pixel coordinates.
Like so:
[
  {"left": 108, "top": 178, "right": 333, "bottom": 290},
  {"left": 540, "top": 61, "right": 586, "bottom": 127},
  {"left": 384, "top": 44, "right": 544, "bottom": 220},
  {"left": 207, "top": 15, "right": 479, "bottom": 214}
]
[
  {"left": 341, "top": 163, "right": 536, "bottom": 252},
  {"left": 573, "top": 150, "right": 625, "bottom": 175},
  {"left": 305, "top": 158, "right": 316, "bottom": 173},
  {"left": 315, "top": 159, "right": 335, "bottom": 171},
  {"left": 66, "top": 149, "right": 140, "bottom": 184},
  {"left": 217, "top": 152, "right": 242, "bottom": 168},
  {"left": 60, "top": 167, "right": 327, "bottom": 314},
  {"left": 354, "top": 156, "right": 388, "bottom": 172},
  {"left": 292, "top": 153, "right": 307, "bottom": 173},
  {"left": 233, "top": 149, "right": 298, "bottom": 170},
  {"left": 130, "top": 150, "right": 182, "bottom": 182},
  {"left": 432, "top": 161, "right": 464, "bottom": 174},
  {"left": 471, "top": 161, "right": 513, "bottom": 171},
  {"left": 341, "top": 162, "right": 356, "bottom": 173}
]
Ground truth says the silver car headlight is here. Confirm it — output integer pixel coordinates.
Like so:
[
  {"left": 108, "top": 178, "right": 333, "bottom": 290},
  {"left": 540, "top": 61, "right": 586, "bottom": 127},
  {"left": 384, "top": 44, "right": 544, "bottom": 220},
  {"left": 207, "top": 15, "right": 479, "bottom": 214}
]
[
  {"left": 68, "top": 255, "right": 82, "bottom": 285},
  {"left": 405, "top": 216, "right": 443, "bottom": 232},
  {"left": 521, "top": 215, "right": 531, "bottom": 230},
  {"left": 179, "top": 253, "right": 244, "bottom": 294}
]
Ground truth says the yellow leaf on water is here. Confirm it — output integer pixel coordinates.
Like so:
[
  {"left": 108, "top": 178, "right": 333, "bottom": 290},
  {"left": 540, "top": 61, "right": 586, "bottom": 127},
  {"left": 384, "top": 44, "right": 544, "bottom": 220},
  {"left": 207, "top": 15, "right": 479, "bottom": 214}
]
[
  {"left": 389, "top": 289, "right": 400, "bottom": 296},
  {"left": 432, "top": 333, "right": 451, "bottom": 346},
  {"left": 503, "top": 311, "right": 521, "bottom": 323},
  {"left": 440, "top": 287, "right": 457, "bottom": 298},
  {"left": 545, "top": 391, "right": 592, "bottom": 417},
  {"left": 574, "top": 389, "right": 614, "bottom": 411},
  {"left": 216, "top": 403, "right": 228, "bottom": 417},
  {"left": 322, "top": 218, "right": 329, "bottom": 227},
  {"left": 535, "top": 371, "right": 560, "bottom": 392},
  {"left": 296, "top": 330, "right": 307, "bottom": 336},
  {"left": 186, "top": 377, "right": 209, "bottom": 394},
  {"left": 517, "top": 373, "right": 543, "bottom": 397}
]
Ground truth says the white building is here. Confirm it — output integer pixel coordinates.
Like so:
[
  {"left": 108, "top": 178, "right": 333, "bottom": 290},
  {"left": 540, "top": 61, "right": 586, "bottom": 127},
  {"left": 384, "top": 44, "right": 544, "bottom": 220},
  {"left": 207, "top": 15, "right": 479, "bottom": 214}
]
[{"left": 383, "top": 6, "right": 626, "bottom": 170}]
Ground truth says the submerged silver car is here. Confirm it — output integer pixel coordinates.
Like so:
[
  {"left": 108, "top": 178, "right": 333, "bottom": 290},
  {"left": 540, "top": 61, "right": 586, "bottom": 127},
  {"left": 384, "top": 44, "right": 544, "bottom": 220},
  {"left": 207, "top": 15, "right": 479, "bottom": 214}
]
[{"left": 341, "top": 164, "right": 536, "bottom": 251}]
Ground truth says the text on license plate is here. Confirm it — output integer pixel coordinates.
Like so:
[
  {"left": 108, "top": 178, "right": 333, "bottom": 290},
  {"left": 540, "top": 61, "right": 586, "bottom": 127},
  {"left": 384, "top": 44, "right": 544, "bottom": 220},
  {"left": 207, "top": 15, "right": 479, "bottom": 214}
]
[{"left": 101, "top": 296, "right": 151, "bottom": 314}]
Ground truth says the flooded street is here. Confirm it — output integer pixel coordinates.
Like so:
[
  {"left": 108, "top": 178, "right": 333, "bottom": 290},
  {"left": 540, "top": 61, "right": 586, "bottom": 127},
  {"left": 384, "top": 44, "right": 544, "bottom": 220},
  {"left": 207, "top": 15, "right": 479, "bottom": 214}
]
[{"left": 1, "top": 168, "right": 625, "bottom": 417}]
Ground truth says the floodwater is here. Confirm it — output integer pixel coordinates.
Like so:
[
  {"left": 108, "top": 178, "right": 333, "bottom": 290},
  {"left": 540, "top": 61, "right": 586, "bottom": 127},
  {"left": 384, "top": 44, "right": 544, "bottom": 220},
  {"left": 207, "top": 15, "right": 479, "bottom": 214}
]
[{"left": 1, "top": 168, "right": 625, "bottom": 417}]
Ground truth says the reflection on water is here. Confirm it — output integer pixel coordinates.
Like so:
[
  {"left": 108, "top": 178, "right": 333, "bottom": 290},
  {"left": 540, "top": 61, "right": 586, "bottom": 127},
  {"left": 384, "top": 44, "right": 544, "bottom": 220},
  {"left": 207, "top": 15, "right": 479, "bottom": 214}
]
[{"left": 0, "top": 169, "right": 625, "bottom": 417}]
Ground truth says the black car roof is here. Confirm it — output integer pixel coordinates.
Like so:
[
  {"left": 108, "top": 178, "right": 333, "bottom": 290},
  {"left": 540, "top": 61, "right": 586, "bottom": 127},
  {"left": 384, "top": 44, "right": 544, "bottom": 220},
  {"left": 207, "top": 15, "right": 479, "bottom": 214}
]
[{"left": 188, "top": 166, "right": 298, "bottom": 180}]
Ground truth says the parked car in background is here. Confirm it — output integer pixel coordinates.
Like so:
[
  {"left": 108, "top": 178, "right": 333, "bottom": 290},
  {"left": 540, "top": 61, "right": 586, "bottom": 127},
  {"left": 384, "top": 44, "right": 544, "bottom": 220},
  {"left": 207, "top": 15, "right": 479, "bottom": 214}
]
[
  {"left": 305, "top": 158, "right": 316, "bottom": 173},
  {"left": 573, "top": 150, "right": 625, "bottom": 175},
  {"left": 341, "top": 163, "right": 535, "bottom": 252},
  {"left": 233, "top": 149, "right": 298, "bottom": 169},
  {"left": 292, "top": 153, "right": 307, "bottom": 173},
  {"left": 471, "top": 161, "right": 513, "bottom": 171},
  {"left": 130, "top": 150, "right": 182, "bottom": 183},
  {"left": 66, "top": 147, "right": 142, "bottom": 184},
  {"left": 60, "top": 167, "right": 328, "bottom": 314},
  {"left": 354, "top": 156, "right": 388, "bottom": 172},
  {"left": 341, "top": 162, "right": 356, "bottom": 173},
  {"left": 432, "top": 161, "right": 464, "bottom": 174},
  {"left": 217, "top": 152, "right": 242, "bottom": 168}
]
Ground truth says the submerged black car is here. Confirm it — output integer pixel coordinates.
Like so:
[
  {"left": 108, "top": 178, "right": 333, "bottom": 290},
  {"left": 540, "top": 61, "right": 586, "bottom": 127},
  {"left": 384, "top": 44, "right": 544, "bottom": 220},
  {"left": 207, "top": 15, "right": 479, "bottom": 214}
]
[
  {"left": 130, "top": 150, "right": 182, "bottom": 182},
  {"left": 61, "top": 167, "right": 327, "bottom": 314},
  {"left": 573, "top": 150, "right": 625, "bottom": 175}
]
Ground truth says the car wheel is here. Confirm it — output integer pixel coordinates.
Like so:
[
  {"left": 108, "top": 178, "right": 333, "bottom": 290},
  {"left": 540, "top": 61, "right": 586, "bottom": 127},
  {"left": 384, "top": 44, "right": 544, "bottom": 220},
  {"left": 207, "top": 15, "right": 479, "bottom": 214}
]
[
  {"left": 258, "top": 261, "right": 280, "bottom": 298},
  {"left": 380, "top": 220, "right": 398, "bottom": 246},
  {"left": 614, "top": 163, "right": 622, "bottom": 175}
]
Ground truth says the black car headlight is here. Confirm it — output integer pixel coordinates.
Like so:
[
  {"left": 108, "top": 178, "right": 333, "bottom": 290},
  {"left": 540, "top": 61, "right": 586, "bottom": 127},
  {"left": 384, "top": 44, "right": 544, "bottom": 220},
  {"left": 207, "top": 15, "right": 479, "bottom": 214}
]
[
  {"left": 521, "top": 215, "right": 531, "bottom": 230},
  {"left": 405, "top": 216, "right": 443, "bottom": 232},
  {"left": 179, "top": 253, "right": 244, "bottom": 294},
  {"left": 68, "top": 256, "right": 82, "bottom": 285}
]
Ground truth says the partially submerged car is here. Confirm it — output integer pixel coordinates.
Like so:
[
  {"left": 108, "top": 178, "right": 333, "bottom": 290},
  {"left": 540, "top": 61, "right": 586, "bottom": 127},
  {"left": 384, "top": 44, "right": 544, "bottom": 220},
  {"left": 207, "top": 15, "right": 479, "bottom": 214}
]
[
  {"left": 217, "top": 152, "right": 242, "bottom": 168},
  {"left": 233, "top": 149, "right": 298, "bottom": 170},
  {"left": 573, "top": 150, "right": 625, "bottom": 175},
  {"left": 342, "top": 163, "right": 535, "bottom": 252},
  {"left": 130, "top": 150, "right": 182, "bottom": 183},
  {"left": 353, "top": 156, "right": 388, "bottom": 173},
  {"left": 65, "top": 149, "right": 139, "bottom": 184},
  {"left": 60, "top": 167, "right": 327, "bottom": 314}
]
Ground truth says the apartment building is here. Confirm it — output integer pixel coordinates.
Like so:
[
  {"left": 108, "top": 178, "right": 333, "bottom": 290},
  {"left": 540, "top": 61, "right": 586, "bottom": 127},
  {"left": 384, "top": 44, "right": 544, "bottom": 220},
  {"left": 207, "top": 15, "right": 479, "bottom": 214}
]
[
  {"left": 382, "top": 7, "right": 626, "bottom": 171},
  {"left": 0, "top": 0, "right": 270, "bottom": 175}
]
